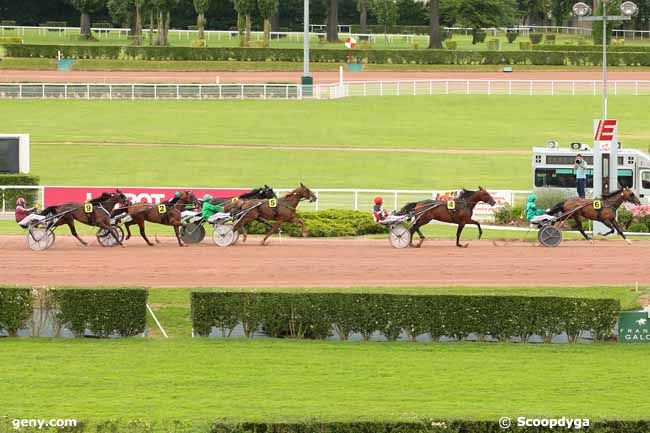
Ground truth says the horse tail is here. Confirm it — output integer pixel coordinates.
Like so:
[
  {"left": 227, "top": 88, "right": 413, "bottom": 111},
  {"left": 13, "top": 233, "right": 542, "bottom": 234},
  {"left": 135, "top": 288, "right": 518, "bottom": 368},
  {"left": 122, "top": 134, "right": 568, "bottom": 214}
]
[
  {"left": 547, "top": 201, "right": 566, "bottom": 216},
  {"left": 396, "top": 202, "right": 417, "bottom": 215},
  {"left": 39, "top": 205, "right": 58, "bottom": 216}
]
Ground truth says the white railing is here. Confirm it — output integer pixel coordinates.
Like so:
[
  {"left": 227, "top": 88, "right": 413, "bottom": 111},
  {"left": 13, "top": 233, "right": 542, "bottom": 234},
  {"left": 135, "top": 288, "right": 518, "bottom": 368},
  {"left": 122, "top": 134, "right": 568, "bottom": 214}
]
[
  {"left": 0, "top": 83, "right": 305, "bottom": 100},
  {"left": 318, "top": 79, "right": 650, "bottom": 99},
  {"left": 0, "top": 186, "right": 526, "bottom": 221},
  {"left": 3, "top": 80, "right": 650, "bottom": 100},
  {"left": 0, "top": 24, "right": 599, "bottom": 44}
]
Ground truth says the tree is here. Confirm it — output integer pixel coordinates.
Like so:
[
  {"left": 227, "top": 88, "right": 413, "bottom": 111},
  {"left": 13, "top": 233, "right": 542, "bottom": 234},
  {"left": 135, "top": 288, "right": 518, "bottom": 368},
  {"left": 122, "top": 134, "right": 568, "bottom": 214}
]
[
  {"left": 428, "top": 0, "right": 441, "bottom": 49},
  {"left": 234, "top": 0, "right": 256, "bottom": 46},
  {"left": 193, "top": 0, "right": 210, "bottom": 39},
  {"left": 68, "top": 0, "right": 106, "bottom": 38},
  {"left": 448, "top": 0, "right": 517, "bottom": 43},
  {"left": 325, "top": 0, "right": 339, "bottom": 42},
  {"left": 357, "top": 0, "right": 369, "bottom": 33},
  {"left": 258, "top": 0, "right": 279, "bottom": 47},
  {"left": 370, "top": 0, "right": 399, "bottom": 42},
  {"left": 517, "top": 0, "right": 551, "bottom": 25},
  {"left": 592, "top": 0, "right": 621, "bottom": 44},
  {"left": 550, "top": 0, "right": 572, "bottom": 25}
]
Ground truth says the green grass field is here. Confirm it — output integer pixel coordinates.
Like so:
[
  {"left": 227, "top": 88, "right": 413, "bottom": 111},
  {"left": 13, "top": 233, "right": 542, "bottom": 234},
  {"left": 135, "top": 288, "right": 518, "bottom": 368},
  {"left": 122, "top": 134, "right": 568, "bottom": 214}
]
[
  {"left": 2, "top": 338, "right": 649, "bottom": 424},
  {"left": 2, "top": 96, "right": 648, "bottom": 190}
]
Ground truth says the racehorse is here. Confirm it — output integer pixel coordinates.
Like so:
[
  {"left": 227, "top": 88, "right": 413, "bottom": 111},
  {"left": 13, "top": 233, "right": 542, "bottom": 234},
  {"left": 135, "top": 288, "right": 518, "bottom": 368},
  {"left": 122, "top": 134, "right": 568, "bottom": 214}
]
[
  {"left": 39, "top": 190, "right": 130, "bottom": 246},
  {"left": 221, "top": 185, "right": 277, "bottom": 212},
  {"left": 397, "top": 187, "right": 496, "bottom": 248},
  {"left": 232, "top": 183, "right": 317, "bottom": 245},
  {"left": 547, "top": 187, "right": 640, "bottom": 242},
  {"left": 124, "top": 191, "right": 199, "bottom": 247}
]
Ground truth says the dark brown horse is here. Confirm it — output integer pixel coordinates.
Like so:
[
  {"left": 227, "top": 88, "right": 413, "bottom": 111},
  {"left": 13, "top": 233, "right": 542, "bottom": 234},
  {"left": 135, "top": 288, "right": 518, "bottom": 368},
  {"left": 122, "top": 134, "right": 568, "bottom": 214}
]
[
  {"left": 39, "top": 190, "right": 130, "bottom": 246},
  {"left": 547, "top": 187, "right": 640, "bottom": 242},
  {"left": 397, "top": 187, "right": 496, "bottom": 248},
  {"left": 124, "top": 190, "right": 199, "bottom": 246},
  {"left": 232, "top": 183, "right": 317, "bottom": 245}
]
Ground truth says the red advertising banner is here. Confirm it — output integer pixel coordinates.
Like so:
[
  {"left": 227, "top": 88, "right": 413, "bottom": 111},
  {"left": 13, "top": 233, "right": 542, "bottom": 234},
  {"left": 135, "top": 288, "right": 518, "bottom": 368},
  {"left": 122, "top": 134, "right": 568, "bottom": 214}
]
[{"left": 43, "top": 187, "right": 249, "bottom": 207}]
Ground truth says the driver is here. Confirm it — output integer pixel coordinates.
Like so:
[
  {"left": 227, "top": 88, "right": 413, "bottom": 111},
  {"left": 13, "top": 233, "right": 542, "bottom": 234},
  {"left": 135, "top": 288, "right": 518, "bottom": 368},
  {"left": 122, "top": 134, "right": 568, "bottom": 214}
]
[
  {"left": 15, "top": 198, "right": 45, "bottom": 228},
  {"left": 526, "top": 194, "right": 546, "bottom": 221},
  {"left": 372, "top": 196, "right": 389, "bottom": 222},
  {"left": 201, "top": 194, "right": 225, "bottom": 219}
]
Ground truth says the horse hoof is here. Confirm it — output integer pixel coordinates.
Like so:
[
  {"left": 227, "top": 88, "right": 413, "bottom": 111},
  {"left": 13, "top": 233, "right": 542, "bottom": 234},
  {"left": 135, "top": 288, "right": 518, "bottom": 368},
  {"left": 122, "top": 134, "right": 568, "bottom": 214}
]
[{"left": 625, "top": 239, "right": 632, "bottom": 245}]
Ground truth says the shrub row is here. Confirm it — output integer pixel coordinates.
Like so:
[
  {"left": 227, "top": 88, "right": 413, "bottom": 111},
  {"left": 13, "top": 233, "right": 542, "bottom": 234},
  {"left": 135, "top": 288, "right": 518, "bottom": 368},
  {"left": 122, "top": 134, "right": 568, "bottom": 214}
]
[
  {"left": 6, "top": 44, "right": 650, "bottom": 65},
  {"left": 0, "top": 174, "right": 40, "bottom": 211},
  {"left": 0, "top": 36, "right": 22, "bottom": 44},
  {"left": 1, "top": 419, "right": 647, "bottom": 433},
  {"left": 244, "top": 210, "right": 387, "bottom": 238},
  {"left": 0, "top": 288, "right": 147, "bottom": 337},
  {"left": 534, "top": 43, "right": 650, "bottom": 52},
  {"left": 0, "top": 288, "right": 32, "bottom": 336},
  {"left": 191, "top": 292, "right": 620, "bottom": 342}
]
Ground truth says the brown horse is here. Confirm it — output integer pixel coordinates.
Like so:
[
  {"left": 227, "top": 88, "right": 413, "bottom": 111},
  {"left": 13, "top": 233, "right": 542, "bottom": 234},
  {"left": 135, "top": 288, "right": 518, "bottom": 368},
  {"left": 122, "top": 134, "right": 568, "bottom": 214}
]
[
  {"left": 547, "top": 187, "right": 640, "bottom": 242},
  {"left": 232, "top": 183, "right": 317, "bottom": 245},
  {"left": 397, "top": 187, "right": 496, "bottom": 248},
  {"left": 124, "top": 191, "right": 199, "bottom": 246},
  {"left": 39, "top": 190, "right": 130, "bottom": 246}
]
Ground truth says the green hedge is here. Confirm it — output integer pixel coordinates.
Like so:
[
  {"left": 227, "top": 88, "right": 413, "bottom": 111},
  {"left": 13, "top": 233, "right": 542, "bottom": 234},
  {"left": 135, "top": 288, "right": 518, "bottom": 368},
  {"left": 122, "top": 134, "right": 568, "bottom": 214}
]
[
  {"left": 52, "top": 288, "right": 148, "bottom": 337},
  {"left": 6, "top": 44, "right": 650, "bottom": 65},
  {"left": 244, "top": 209, "right": 387, "bottom": 237},
  {"left": 0, "top": 288, "right": 33, "bottom": 337},
  {"left": 191, "top": 292, "right": 620, "bottom": 342},
  {"left": 0, "top": 174, "right": 40, "bottom": 211},
  {"left": 534, "top": 44, "right": 650, "bottom": 52}
]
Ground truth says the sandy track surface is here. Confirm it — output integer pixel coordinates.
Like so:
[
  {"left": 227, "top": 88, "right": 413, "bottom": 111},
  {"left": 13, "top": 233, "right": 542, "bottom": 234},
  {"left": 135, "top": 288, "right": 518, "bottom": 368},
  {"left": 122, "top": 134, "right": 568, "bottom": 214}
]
[
  {"left": 4, "top": 70, "right": 650, "bottom": 84},
  {"left": 1, "top": 235, "right": 647, "bottom": 288}
]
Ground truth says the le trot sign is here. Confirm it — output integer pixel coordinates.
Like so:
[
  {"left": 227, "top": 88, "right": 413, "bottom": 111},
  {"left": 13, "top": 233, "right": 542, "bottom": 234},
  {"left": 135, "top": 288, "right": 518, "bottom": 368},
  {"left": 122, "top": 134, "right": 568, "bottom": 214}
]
[{"left": 618, "top": 311, "right": 650, "bottom": 343}]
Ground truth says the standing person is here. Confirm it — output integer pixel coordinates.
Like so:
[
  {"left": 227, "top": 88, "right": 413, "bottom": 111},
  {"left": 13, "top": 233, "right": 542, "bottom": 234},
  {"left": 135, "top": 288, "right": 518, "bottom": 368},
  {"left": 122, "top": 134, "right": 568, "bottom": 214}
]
[
  {"left": 574, "top": 154, "right": 588, "bottom": 198},
  {"left": 14, "top": 198, "right": 45, "bottom": 228}
]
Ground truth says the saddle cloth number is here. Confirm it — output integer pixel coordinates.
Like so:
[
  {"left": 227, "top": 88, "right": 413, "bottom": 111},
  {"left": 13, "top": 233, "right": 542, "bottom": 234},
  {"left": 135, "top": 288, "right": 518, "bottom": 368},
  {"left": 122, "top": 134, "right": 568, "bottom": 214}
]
[
  {"left": 84, "top": 203, "right": 93, "bottom": 213},
  {"left": 158, "top": 204, "right": 167, "bottom": 214},
  {"left": 447, "top": 200, "right": 456, "bottom": 210},
  {"left": 269, "top": 198, "right": 277, "bottom": 208},
  {"left": 593, "top": 200, "right": 602, "bottom": 210}
]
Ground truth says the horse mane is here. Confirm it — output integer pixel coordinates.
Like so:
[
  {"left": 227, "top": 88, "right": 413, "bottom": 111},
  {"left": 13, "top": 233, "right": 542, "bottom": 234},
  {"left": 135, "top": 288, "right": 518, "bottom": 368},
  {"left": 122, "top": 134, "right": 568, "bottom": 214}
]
[
  {"left": 457, "top": 189, "right": 477, "bottom": 200},
  {"left": 239, "top": 187, "right": 262, "bottom": 199},
  {"left": 89, "top": 192, "right": 112, "bottom": 204},
  {"left": 603, "top": 188, "right": 623, "bottom": 199}
]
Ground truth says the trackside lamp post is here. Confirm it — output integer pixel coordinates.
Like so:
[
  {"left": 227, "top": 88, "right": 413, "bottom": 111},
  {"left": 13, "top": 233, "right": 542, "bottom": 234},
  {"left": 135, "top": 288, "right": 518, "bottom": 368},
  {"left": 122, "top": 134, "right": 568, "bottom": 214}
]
[
  {"left": 572, "top": 1, "right": 637, "bottom": 202},
  {"left": 301, "top": 0, "right": 313, "bottom": 92}
]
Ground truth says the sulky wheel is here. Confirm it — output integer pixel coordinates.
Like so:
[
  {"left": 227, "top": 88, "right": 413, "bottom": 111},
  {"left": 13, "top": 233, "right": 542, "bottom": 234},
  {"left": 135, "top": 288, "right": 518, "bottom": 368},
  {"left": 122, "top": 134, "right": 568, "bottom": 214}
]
[
  {"left": 389, "top": 224, "right": 411, "bottom": 249},
  {"left": 27, "top": 227, "right": 55, "bottom": 251},
  {"left": 538, "top": 225, "right": 562, "bottom": 248},
  {"left": 97, "top": 225, "right": 125, "bottom": 247},
  {"left": 212, "top": 223, "right": 238, "bottom": 247},
  {"left": 180, "top": 222, "right": 206, "bottom": 244}
]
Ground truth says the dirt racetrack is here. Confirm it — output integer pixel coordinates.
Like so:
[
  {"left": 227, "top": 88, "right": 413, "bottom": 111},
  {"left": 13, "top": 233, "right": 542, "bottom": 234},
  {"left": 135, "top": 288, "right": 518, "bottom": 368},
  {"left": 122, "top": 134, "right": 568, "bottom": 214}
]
[{"left": 1, "top": 235, "right": 648, "bottom": 288}]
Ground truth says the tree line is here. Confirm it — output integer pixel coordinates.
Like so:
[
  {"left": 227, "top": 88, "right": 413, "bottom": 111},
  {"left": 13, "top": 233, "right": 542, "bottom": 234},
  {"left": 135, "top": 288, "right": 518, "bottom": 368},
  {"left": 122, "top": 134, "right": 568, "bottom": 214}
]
[{"left": 2, "top": 0, "right": 650, "bottom": 48}]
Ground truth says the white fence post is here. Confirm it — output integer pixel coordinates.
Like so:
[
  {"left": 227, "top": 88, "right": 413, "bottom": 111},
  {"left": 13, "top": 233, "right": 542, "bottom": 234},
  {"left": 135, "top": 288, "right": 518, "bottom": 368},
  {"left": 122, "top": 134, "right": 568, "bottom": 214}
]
[{"left": 354, "top": 191, "right": 358, "bottom": 210}]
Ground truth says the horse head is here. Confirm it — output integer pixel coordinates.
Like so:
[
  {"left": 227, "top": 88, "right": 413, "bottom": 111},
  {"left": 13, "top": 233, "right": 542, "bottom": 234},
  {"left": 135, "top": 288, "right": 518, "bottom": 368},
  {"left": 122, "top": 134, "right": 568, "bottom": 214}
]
[
  {"left": 178, "top": 190, "right": 200, "bottom": 207},
  {"left": 477, "top": 186, "right": 496, "bottom": 206},
  {"left": 297, "top": 182, "right": 317, "bottom": 202},
  {"left": 115, "top": 189, "right": 131, "bottom": 206},
  {"left": 622, "top": 187, "right": 641, "bottom": 206},
  {"left": 262, "top": 185, "right": 277, "bottom": 199}
]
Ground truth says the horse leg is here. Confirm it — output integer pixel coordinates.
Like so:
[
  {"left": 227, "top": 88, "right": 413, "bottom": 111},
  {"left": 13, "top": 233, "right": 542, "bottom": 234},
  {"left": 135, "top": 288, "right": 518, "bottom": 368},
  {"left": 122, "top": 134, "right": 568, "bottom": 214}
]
[
  {"left": 137, "top": 221, "right": 154, "bottom": 246},
  {"left": 456, "top": 223, "right": 468, "bottom": 248},
  {"left": 573, "top": 215, "right": 590, "bottom": 241},
  {"left": 408, "top": 223, "right": 423, "bottom": 247},
  {"left": 262, "top": 221, "right": 282, "bottom": 245},
  {"left": 173, "top": 224, "right": 184, "bottom": 247},
  {"left": 67, "top": 220, "right": 87, "bottom": 246},
  {"left": 124, "top": 221, "right": 133, "bottom": 240},
  {"left": 239, "top": 225, "right": 248, "bottom": 243},
  {"left": 600, "top": 220, "right": 616, "bottom": 237},
  {"left": 470, "top": 219, "right": 483, "bottom": 239},
  {"left": 610, "top": 219, "right": 631, "bottom": 244},
  {"left": 290, "top": 217, "right": 307, "bottom": 237}
]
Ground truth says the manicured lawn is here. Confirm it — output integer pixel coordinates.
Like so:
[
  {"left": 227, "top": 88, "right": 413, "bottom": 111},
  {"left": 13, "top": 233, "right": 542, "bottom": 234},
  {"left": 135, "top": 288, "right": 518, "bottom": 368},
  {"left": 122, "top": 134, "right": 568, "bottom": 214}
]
[
  {"left": 27, "top": 143, "right": 530, "bottom": 189},
  {"left": 0, "top": 338, "right": 648, "bottom": 424},
  {"left": 4, "top": 97, "right": 648, "bottom": 151}
]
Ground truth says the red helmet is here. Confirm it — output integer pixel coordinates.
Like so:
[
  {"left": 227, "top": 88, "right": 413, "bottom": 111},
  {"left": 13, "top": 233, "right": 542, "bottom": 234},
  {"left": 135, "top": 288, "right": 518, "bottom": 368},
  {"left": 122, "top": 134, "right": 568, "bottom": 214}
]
[{"left": 374, "top": 196, "right": 383, "bottom": 205}]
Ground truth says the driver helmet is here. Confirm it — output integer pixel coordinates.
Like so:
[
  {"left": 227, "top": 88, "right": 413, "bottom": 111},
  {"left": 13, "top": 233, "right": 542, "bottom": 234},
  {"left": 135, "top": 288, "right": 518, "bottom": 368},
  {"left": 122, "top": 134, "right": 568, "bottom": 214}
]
[
  {"left": 16, "top": 197, "right": 26, "bottom": 207},
  {"left": 202, "top": 194, "right": 213, "bottom": 202},
  {"left": 174, "top": 191, "right": 181, "bottom": 198},
  {"left": 374, "top": 196, "right": 383, "bottom": 205}
]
